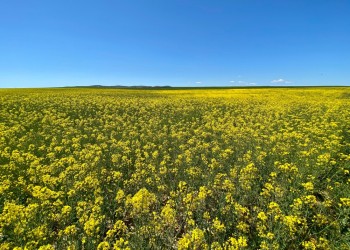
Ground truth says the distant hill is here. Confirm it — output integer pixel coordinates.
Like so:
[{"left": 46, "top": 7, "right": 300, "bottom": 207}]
[
  {"left": 62, "top": 85, "right": 349, "bottom": 90},
  {"left": 65, "top": 85, "right": 172, "bottom": 89}
]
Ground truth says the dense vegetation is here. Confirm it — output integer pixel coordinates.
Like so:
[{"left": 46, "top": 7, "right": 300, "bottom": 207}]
[{"left": 0, "top": 87, "right": 349, "bottom": 249}]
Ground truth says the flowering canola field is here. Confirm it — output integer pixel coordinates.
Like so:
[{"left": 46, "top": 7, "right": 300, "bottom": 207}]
[{"left": 0, "top": 87, "right": 350, "bottom": 250}]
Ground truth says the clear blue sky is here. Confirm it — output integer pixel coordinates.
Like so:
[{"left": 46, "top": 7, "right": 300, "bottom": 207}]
[{"left": 1, "top": 0, "right": 349, "bottom": 87}]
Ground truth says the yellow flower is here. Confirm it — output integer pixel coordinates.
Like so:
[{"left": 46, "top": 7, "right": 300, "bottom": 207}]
[
  {"left": 198, "top": 186, "right": 211, "bottom": 201},
  {"left": 115, "top": 189, "right": 125, "bottom": 202},
  {"left": 161, "top": 204, "right": 176, "bottom": 225},
  {"left": 257, "top": 211, "right": 268, "bottom": 221},
  {"left": 212, "top": 217, "right": 226, "bottom": 233},
  {"left": 127, "top": 188, "right": 156, "bottom": 215},
  {"left": 283, "top": 215, "right": 306, "bottom": 234},
  {"left": 38, "top": 244, "right": 55, "bottom": 250},
  {"left": 302, "top": 195, "right": 317, "bottom": 206},
  {"left": 113, "top": 237, "right": 130, "bottom": 250},
  {"left": 266, "top": 232, "right": 274, "bottom": 240},
  {"left": 236, "top": 221, "right": 249, "bottom": 233},
  {"left": 211, "top": 241, "right": 223, "bottom": 250},
  {"left": 97, "top": 241, "right": 110, "bottom": 250},
  {"left": 84, "top": 217, "right": 100, "bottom": 236},
  {"left": 301, "top": 182, "right": 314, "bottom": 192},
  {"left": 224, "top": 236, "right": 248, "bottom": 249},
  {"left": 178, "top": 181, "right": 188, "bottom": 192},
  {"left": 339, "top": 197, "right": 350, "bottom": 207},
  {"left": 178, "top": 228, "right": 207, "bottom": 250},
  {"left": 302, "top": 240, "right": 316, "bottom": 250}
]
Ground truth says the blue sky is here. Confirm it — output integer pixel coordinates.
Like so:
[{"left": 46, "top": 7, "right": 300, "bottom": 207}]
[{"left": 1, "top": 0, "right": 349, "bottom": 87}]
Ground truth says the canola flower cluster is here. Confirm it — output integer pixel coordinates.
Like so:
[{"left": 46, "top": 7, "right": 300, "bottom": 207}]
[{"left": 0, "top": 87, "right": 349, "bottom": 249}]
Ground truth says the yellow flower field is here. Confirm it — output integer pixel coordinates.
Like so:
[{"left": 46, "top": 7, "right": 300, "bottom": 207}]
[{"left": 0, "top": 87, "right": 349, "bottom": 249}]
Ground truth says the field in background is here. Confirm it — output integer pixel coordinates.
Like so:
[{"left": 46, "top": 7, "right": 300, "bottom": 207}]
[{"left": 0, "top": 87, "right": 349, "bottom": 249}]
